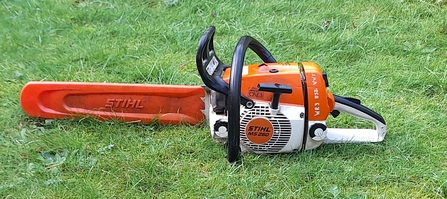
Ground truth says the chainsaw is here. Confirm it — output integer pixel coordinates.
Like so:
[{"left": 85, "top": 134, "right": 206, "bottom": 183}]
[{"left": 20, "top": 26, "right": 387, "bottom": 162}]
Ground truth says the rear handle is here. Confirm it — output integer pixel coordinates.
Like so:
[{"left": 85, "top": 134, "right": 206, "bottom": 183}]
[{"left": 324, "top": 95, "right": 387, "bottom": 143}]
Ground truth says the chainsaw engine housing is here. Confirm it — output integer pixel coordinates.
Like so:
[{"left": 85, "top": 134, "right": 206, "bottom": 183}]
[{"left": 207, "top": 62, "right": 333, "bottom": 154}]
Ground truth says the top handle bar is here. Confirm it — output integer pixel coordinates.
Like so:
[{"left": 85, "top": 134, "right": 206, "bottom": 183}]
[{"left": 227, "top": 35, "right": 276, "bottom": 163}]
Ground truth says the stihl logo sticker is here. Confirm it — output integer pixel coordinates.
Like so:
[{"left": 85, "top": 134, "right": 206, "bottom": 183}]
[
  {"left": 245, "top": 117, "right": 274, "bottom": 144},
  {"left": 105, "top": 99, "right": 144, "bottom": 109}
]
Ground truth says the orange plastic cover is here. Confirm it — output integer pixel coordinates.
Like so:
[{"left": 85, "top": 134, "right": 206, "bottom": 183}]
[{"left": 20, "top": 82, "right": 206, "bottom": 125}]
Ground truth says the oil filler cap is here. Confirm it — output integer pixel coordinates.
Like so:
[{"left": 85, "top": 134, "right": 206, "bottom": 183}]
[
  {"left": 309, "top": 123, "right": 327, "bottom": 141},
  {"left": 213, "top": 120, "right": 228, "bottom": 137}
]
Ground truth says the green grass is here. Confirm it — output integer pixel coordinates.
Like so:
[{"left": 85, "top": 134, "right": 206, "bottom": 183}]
[{"left": 1, "top": 0, "right": 447, "bottom": 198}]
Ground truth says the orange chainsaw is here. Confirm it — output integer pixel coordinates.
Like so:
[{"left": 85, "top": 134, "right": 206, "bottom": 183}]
[{"left": 20, "top": 26, "right": 387, "bottom": 162}]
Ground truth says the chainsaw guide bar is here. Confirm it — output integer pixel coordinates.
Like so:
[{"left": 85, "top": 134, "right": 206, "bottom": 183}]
[{"left": 21, "top": 82, "right": 207, "bottom": 125}]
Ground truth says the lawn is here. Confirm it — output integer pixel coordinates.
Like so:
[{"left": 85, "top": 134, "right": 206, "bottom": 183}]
[{"left": 1, "top": 0, "right": 447, "bottom": 198}]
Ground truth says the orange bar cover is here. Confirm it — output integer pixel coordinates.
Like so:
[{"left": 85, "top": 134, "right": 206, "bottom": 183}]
[{"left": 20, "top": 82, "right": 206, "bottom": 125}]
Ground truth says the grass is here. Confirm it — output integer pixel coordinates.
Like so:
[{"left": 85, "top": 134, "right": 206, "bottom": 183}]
[{"left": 1, "top": 0, "right": 447, "bottom": 198}]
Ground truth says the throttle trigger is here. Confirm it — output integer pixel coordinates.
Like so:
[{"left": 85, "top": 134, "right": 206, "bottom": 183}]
[
  {"left": 344, "top": 97, "right": 361, "bottom": 104},
  {"left": 330, "top": 110, "right": 340, "bottom": 118}
]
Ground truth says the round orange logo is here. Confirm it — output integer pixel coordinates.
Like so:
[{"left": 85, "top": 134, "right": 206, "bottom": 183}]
[{"left": 245, "top": 117, "right": 274, "bottom": 144}]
